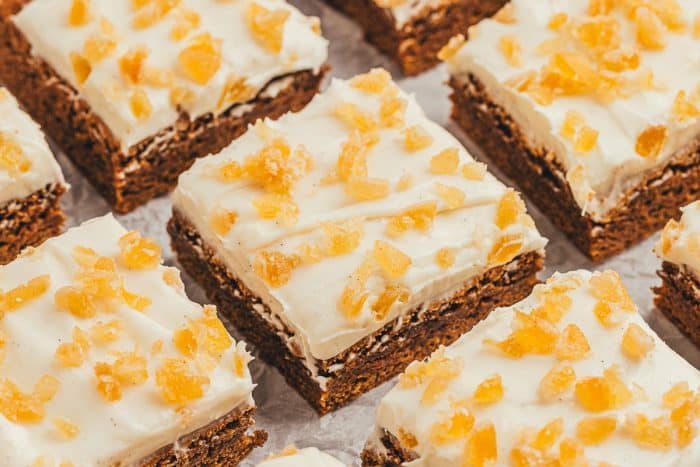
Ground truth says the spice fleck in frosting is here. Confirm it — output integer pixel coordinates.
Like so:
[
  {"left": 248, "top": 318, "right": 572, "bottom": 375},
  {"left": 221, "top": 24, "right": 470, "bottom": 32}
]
[
  {"left": 0, "top": 215, "right": 253, "bottom": 465},
  {"left": 366, "top": 270, "right": 700, "bottom": 466}
]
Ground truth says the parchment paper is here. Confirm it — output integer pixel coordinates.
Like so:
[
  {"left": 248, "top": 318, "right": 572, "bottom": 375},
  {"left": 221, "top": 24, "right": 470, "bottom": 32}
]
[{"left": 54, "top": 2, "right": 700, "bottom": 464}]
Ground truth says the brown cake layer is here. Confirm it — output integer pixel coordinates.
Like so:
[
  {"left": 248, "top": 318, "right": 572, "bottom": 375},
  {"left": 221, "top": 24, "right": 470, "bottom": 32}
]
[
  {"left": 168, "top": 210, "right": 544, "bottom": 415},
  {"left": 324, "top": 0, "right": 505, "bottom": 75},
  {"left": 0, "top": 183, "right": 66, "bottom": 265},
  {"left": 0, "top": 0, "right": 326, "bottom": 213},
  {"left": 140, "top": 405, "right": 267, "bottom": 467},
  {"left": 654, "top": 261, "right": 700, "bottom": 349},
  {"left": 361, "top": 430, "right": 418, "bottom": 467},
  {"left": 450, "top": 73, "right": 700, "bottom": 262}
]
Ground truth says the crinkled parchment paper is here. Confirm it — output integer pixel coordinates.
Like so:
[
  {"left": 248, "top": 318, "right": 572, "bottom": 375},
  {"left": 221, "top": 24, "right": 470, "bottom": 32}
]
[{"left": 54, "top": 2, "right": 700, "bottom": 465}]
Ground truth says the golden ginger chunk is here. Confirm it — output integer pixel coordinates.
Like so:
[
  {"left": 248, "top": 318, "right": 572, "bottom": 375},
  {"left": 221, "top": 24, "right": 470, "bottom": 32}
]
[{"left": 373, "top": 240, "right": 412, "bottom": 279}]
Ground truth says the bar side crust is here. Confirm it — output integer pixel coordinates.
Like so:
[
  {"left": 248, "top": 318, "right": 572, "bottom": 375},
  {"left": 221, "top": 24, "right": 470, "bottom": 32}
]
[
  {"left": 0, "top": 183, "right": 66, "bottom": 265},
  {"left": 139, "top": 405, "right": 267, "bottom": 467},
  {"left": 361, "top": 429, "right": 418, "bottom": 467},
  {"left": 450, "top": 73, "right": 700, "bottom": 262},
  {"left": 654, "top": 261, "right": 700, "bottom": 349},
  {"left": 324, "top": 0, "right": 505, "bottom": 75},
  {"left": 0, "top": 0, "right": 327, "bottom": 213},
  {"left": 167, "top": 209, "right": 544, "bottom": 414}
]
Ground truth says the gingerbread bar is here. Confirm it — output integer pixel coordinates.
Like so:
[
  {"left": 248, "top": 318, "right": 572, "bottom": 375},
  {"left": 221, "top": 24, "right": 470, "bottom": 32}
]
[
  {"left": 168, "top": 69, "right": 546, "bottom": 414},
  {"left": 363, "top": 269, "right": 700, "bottom": 466},
  {"left": 0, "top": 87, "right": 66, "bottom": 264},
  {"left": 654, "top": 201, "right": 700, "bottom": 348},
  {"left": 0, "top": 0, "right": 328, "bottom": 213},
  {"left": 0, "top": 215, "right": 265, "bottom": 465},
  {"left": 324, "top": 0, "right": 505, "bottom": 75},
  {"left": 447, "top": 0, "right": 700, "bottom": 261}
]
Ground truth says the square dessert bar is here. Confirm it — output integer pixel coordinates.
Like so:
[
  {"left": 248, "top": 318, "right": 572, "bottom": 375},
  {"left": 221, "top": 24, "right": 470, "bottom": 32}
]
[
  {"left": 654, "top": 201, "right": 700, "bottom": 348},
  {"left": 447, "top": 0, "right": 700, "bottom": 261},
  {"left": 0, "top": 215, "right": 265, "bottom": 466},
  {"left": 324, "top": 0, "right": 506, "bottom": 75},
  {"left": 0, "top": 87, "right": 66, "bottom": 265},
  {"left": 0, "top": 0, "right": 328, "bottom": 213},
  {"left": 363, "top": 270, "right": 700, "bottom": 466},
  {"left": 168, "top": 69, "right": 547, "bottom": 414},
  {"left": 257, "top": 446, "right": 344, "bottom": 466}
]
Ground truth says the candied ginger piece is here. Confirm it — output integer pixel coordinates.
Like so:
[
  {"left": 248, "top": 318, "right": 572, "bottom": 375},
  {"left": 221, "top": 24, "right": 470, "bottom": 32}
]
[
  {"left": 635, "top": 125, "right": 668, "bottom": 160},
  {"left": 575, "top": 367, "right": 633, "bottom": 412},
  {"left": 575, "top": 126, "right": 598, "bottom": 153},
  {"left": 252, "top": 193, "right": 299, "bottom": 226},
  {"left": 337, "top": 133, "right": 369, "bottom": 181},
  {"left": 371, "top": 284, "right": 410, "bottom": 320},
  {"left": 430, "top": 148, "right": 460, "bottom": 175},
  {"left": 589, "top": 270, "right": 635, "bottom": 312},
  {"left": 178, "top": 33, "right": 222, "bottom": 85},
  {"left": 559, "top": 438, "right": 587, "bottom": 465},
  {"left": 68, "top": 0, "right": 91, "bottom": 27},
  {"left": 555, "top": 324, "right": 591, "bottom": 361},
  {"left": 217, "top": 76, "right": 256, "bottom": 110},
  {"left": 430, "top": 409, "right": 474, "bottom": 444},
  {"left": 621, "top": 323, "right": 655, "bottom": 361},
  {"left": 673, "top": 90, "right": 700, "bottom": 122},
  {"left": 119, "top": 231, "right": 162, "bottom": 270},
  {"left": 548, "top": 13, "right": 568, "bottom": 31},
  {"left": 462, "top": 162, "right": 487, "bottom": 180},
  {"left": 0, "top": 376, "right": 59, "bottom": 424},
  {"left": 54, "top": 286, "right": 95, "bottom": 319},
  {"left": 210, "top": 208, "right": 238, "bottom": 235},
  {"left": 243, "top": 138, "right": 311, "bottom": 194},
  {"left": 253, "top": 251, "right": 300, "bottom": 287},
  {"left": 335, "top": 103, "right": 378, "bottom": 135},
  {"left": 55, "top": 327, "right": 90, "bottom": 368},
  {"left": 345, "top": 177, "right": 390, "bottom": 202},
  {"left": 155, "top": 358, "right": 210, "bottom": 405},
  {"left": 386, "top": 201, "right": 437, "bottom": 237},
  {"left": 625, "top": 413, "right": 674, "bottom": 450},
  {"left": 373, "top": 240, "right": 412, "bottom": 279},
  {"left": 435, "top": 248, "right": 456, "bottom": 269},
  {"left": 499, "top": 35, "right": 522, "bottom": 67},
  {"left": 531, "top": 418, "right": 564, "bottom": 451},
  {"left": 560, "top": 111, "right": 585, "bottom": 140},
  {"left": 403, "top": 125, "right": 433, "bottom": 152},
  {"left": 495, "top": 190, "right": 524, "bottom": 230},
  {"left": 83, "top": 35, "right": 116, "bottom": 64},
  {"left": 118, "top": 46, "right": 149, "bottom": 84},
  {"left": 323, "top": 220, "right": 363, "bottom": 256},
  {"left": 487, "top": 234, "right": 523, "bottom": 266},
  {"left": 89, "top": 320, "right": 123, "bottom": 344},
  {"left": 435, "top": 182, "right": 465, "bottom": 209},
  {"left": 246, "top": 2, "right": 290, "bottom": 53},
  {"left": 351, "top": 68, "right": 392, "bottom": 94},
  {"left": 485, "top": 310, "right": 559, "bottom": 358},
  {"left": 337, "top": 259, "right": 373, "bottom": 320},
  {"left": 0, "top": 275, "right": 50, "bottom": 313},
  {"left": 379, "top": 96, "right": 406, "bottom": 128},
  {"left": 465, "top": 423, "right": 498, "bottom": 467},
  {"left": 53, "top": 417, "right": 80, "bottom": 440},
  {"left": 111, "top": 351, "right": 148, "bottom": 386},
  {"left": 635, "top": 7, "right": 667, "bottom": 50},
  {"left": 539, "top": 362, "right": 576, "bottom": 401},
  {"left": 663, "top": 382, "right": 694, "bottom": 408},
  {"left": 473, "top": 375, "right": 504, "bottom": 405},
  {"left": 577, "top": 416, "right": 617, "bottom": 445},
  {"left": 130, "top": 89, "right": 152, "bottom": 120}
]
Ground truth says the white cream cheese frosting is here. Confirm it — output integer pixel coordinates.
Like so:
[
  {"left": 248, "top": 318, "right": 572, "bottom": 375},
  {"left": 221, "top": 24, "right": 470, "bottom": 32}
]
[
  {"left": 374, "top": 0, "right": 449, "bottom": 27},
  {"left": 256, "top": 446, "right": 345, "bottom": 467},
  {"left": 448, "top": 0, "right": 700, "bottom": 221},
  {"left": 0, "top": 88, "right": 65, "bottom": 206},
  {"left": 172, "top": 70, "right": 547, "bottom": 363},
  {"left": 0, "top": 215, "right": 255, "bottom": 466},
  {"left": 656, "top": 200, "right": 700, "bottom": 276},
  {"left": 12, "top": 0, "right": 328, "bottom": 149},
  {"left": 368, "top": 269, "right": 700, "bottom": 466}
]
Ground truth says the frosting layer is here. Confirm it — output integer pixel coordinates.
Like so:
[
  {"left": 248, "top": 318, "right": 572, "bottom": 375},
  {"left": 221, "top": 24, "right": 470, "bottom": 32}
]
[
  {"left": 370, "top": 269, "right": 700, "bottom": 466},
  {"left": 448, "top": 0, "right": 700, "bottom": 221},
  {"left": 257, "top": 446, "right": 345, "bottom": 467},
  {"left": 0, "top": 88, "right": 65, "bottom": 205},
  {"left": 173, "top": 70, "right": 546, "bottom": 362},
  {"left": 656, "top": 200, "right": 700, "bottom": 275},
  {"left": 0, "top": 215, "right": 254, "bottom": 466},
  {"left": 13, "top": 0, "right": 328, "bottom": 149}
]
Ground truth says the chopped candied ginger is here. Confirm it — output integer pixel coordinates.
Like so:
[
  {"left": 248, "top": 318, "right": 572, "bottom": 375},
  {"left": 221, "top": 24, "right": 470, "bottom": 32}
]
[
  {"left": 89, "top": 320, "right": 122, "bottom": 344},
  {"left": 403, "top": 125, "right": 433, "bottom": 152},
  {"left": 217, "top": 76, "right": 256, "bottom": 110},
  {"left": 435, "top": 183, "right": 465, "bottom": 209},
  {"left": 55, "top": 286, "right": 95, "bottom": 319},
  {"left": 560, "top": 111, "right": 585, "bottom": 141},
  {"left": 575, "top": 367, "right": 633, "bottom": 412},
  {"left": 246, "top": 2, "right": 290, "bottom": 53},
  {"left": 335, "top": 103, "right": 378, "bottom": 135},
  {"left": 119, "top": 231, "right": 162, "bottom": 270},
  {"left": 673, "top": 90, "right": 700, "bottom": 122},
  {"left": 337, "top": 259, "right": 372, "bottom": 320},
  {"left": 473, "top": 375, "right": 503, "bottom": 405},
  {"left": 635, "top": 7, "right": 667, "bottom": 50},
  {"left": 575, "top": 17, "right": 621, "bottom": 53},
  {"left": 430, "top": 148, "right": 460, "bottom": 175},
  {"left": 485, "top": 310, "right": 559, "bottom": 358},
  {"left": 345, "top": 177, "right": 390, "bottom": 202},
  {"left": 621, "top": 323, "right": 655, "bottom": 361},
  {"left": 575, "top": 126, "right": 598, "bottom": 153},
  {"left": 0, "top": 376, "right": 59, "bottom": 424},
  {"left": 210, "top": 208, "right": 238, "bottom": 235},
  {"left": 555, "top": 324, "right": 591, "bottom": 361},
  {"left": 462, "top": 162, "right": 487, "bottom": 180},
  {"left": 83, "top": 35, "right": 116, "bottom": 64},
  {"left": 351, "top": 68, "right": 392, "bottom": 94},
  {"left": 53, "top": 417, "right": 80, "bottom": 440},
  {"left": 337, "top": 133, "right": 369, "bottom": 181},
  {"left": 438, "top": 34, "right": 466, "bottom": 62},
  {"left": 379, "top": 97, "right": 406, "bottom": 128},
  {"left": 465, "top": 423, "right": 498, "bottom": 467},
  {"left": 371, "top": 284, "right": 410, "bottom": 320},
  {"left": 396, "top": 173, "right": 415, "bottom": 191},
  {"left": 558, "top": 438, "right": 587, "bottom": 466},
  {"left": 495, "top": 190, "right": 524, "bottom": 230},
  {"left": 588, "top": 0, "right": 614, "bottom": 15},
  {"left": 601, "top": 49, "right": 641, "bottom": 72},
  {"left": 487, "top": 234, "right": 523, "bottom": 266},
  {"left": 243, "top": 138, "right": 312, "bottom": 194},
  {"left": 155, "top": 358, "right": 210, "bottom": 405},
  {"left": 398, "top": 349, "right": 459, "bottom": 390},
  {"left": 531, "top": 287, "right": 573, "bottom": 324},
  {"left": 253, "top": 250, "right": 300, "bottom": 287},
  {"left": 510, "top": 446, "right": 559, "bottom": 467},
  {"left": 530, "top": 418, "right": 564, "bottom": 451},
  {"left": 68, "top": 0, "right": 91, "bottom": 27},
  {"left": 111, "top": 351, "right": 148, "bottom": 386},
  {"left": 70, "top": 52, "right": 92, "bottom": 85},
  {"left": 435, "top": 248, "right": 455, "bottom": 269},
  {"left": 55, "top": 327, "right": 90, "bottom": 368},
  {"left": 0, "top": 274, "right": 50, "bottom": 313},
  {"left": 386, "top": 201, "right": 437, "bottom": 237},
  {"left": 130, "top": 89, "right": 152, "bottom": 120},
  {"left": 635, "top": 125, "right": 668, "bottom": 160},
  {"left": 170, "top": 7, "right": 200, "bottom": 41},
  {"left": 548, "top": 13, "right": 568, "bottom": 31},
  {"left": 499, "top": 35, "right": 522, "bottom": 67},
  {"left": 178, "top": 33, "right": 222, "bottom": 85},
  {"left": 589, "top": 270, "right": 636, "bottom": 313},
  {"left": 539, "top": 362, "right": 576, "bottom": 401},
  {"left": 120, "top": 287, "right": 151, "bottom": 312},
  {"left": 625, "top": 413, "right": 674, "bottom": 450},
  {"left": 576, "top": 416, "right": 617, "bottom": 445},
  {"left": 217, "top": 160, "right": 242, "bottom": 182},
  {"left": 252, "top": 193, "right": 299, "bottom": 226},
  {"left": 323, "top": 220, "right": 363, "bottom": 256},
  {"left": 430, "top": 409, "right": 474, "bottom": 445},
  {"left": 118, "top": 46, "right": 148, "bottom": 84},
  {"left": 132, "top": 0, "right": 180, "bottom": 29},
  {"left": 663, "top": 382, "right": 694, "bottom": 408},
  {"left": 373, "top": 240, "right": 412, "bottom": 279}
]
